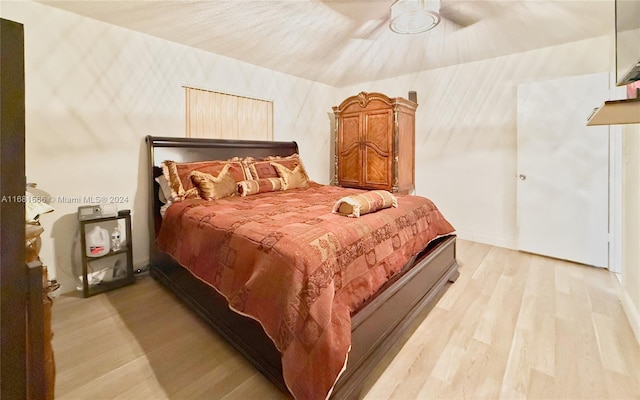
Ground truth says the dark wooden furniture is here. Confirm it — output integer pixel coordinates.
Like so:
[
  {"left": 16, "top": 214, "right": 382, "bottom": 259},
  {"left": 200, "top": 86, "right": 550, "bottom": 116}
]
[
  {"left": 0, "top": 17, "right": 40, "bottom": 400},
  {"left": 146, "top": 135, "right": 458, "bottom": 399},
  {"left": 333, "top": 92, "right": 417, "bottom": 195},
  {"left": 79, "top": 214, "right": 135, "bottom": 297},
  {"left": 26, "top": 224, "right": 56, "bottom": 400},
  {"left": 1, "top": 17, "right": 53, "bottom": 400}
]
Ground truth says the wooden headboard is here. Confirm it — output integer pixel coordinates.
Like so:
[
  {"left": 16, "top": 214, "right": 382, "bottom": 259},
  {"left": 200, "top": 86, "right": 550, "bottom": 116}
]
[{"left": 145, "top": 135, "right": 299, "bottom": 265}]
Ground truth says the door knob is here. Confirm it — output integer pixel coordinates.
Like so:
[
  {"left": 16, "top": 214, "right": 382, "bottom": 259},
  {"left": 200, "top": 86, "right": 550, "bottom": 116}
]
[{"left": 518, "top": 174, "right": 527, "bottom": 181}]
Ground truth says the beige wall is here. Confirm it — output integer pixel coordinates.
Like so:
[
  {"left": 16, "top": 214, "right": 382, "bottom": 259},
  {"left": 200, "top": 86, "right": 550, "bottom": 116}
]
[
  {"left": 622, "top": 124, "right": 640, "bottom": 343},
  {"left": 1, "top": 1, "right": 336, "bottom": 293},
  {"left": 4, "top": 1, "right": 636, "bottom": 331},
  {"left": 337, "top": 36, "right": 640, "bottom": 343},
  {"left": 337, "top": 35, "right": 612, "bottom": 248}
]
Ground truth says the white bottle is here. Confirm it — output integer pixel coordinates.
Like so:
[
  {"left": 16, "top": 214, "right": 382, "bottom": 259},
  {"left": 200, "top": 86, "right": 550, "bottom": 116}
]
[
  {"left": 111, "top": 226, "right": 121, "bottom": 251},
  {"left": 86, "top": 226, "right": 110, "bottom": 257}
]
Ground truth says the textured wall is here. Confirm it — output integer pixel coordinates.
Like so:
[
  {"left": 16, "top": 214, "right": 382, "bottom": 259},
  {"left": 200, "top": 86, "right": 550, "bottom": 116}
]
[
  {"left": 1, "top": 1, "right": 335, "bottom": 293},
  {"left": 337, "top": 35, "right": 612, "bottom": 248},
  {"left": 1, "top": 1, "right": 628, "bottom": 302}
]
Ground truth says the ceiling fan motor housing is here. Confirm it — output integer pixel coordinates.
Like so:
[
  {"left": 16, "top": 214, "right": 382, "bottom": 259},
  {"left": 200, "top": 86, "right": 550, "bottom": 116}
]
[{"left": 389, "top": 0, "right": 442, "bottom": 34}]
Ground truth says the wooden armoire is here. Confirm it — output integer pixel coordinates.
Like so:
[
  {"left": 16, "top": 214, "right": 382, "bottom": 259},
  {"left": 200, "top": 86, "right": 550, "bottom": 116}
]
[{"left": 333, "top": 92, "right": 417, "bottom": 194}]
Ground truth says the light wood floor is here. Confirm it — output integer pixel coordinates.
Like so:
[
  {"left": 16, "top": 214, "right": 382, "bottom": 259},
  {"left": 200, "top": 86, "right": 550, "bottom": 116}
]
[{"left": 51, "top": 240, "right": 640, "bottom": 399}]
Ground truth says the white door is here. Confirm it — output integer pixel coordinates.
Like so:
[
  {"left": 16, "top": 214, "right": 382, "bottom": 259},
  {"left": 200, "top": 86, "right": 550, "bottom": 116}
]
[{"left": 516, "top": 73, "right": 610, "bottom": 268}]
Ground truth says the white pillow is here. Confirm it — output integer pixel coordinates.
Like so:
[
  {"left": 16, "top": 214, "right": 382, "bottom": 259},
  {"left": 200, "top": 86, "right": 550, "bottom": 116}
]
[{"left": 155, "top": 176, "right": 173, "bottom": 203}]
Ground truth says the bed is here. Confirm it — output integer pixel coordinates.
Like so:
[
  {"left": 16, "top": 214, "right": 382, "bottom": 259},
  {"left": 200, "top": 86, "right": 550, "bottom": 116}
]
[{"left": 145, "top": 135, "right": 459, "bottom": 399}]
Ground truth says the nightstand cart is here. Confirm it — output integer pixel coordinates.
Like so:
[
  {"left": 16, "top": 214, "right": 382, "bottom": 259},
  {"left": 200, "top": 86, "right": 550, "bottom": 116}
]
[{"left": 79, "top": 214, "right": 134, "bottom": 297}]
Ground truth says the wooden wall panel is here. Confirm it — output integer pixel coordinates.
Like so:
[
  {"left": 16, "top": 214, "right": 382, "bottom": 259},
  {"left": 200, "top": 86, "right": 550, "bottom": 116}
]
[{"left": 0, "top": 17, "right": 27, "bottom": 399}]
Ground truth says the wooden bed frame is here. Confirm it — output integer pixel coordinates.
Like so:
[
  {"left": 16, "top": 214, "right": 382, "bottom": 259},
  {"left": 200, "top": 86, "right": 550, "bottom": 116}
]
[{"left": 145, "top": 135, "right": 459, "bottom": 399}]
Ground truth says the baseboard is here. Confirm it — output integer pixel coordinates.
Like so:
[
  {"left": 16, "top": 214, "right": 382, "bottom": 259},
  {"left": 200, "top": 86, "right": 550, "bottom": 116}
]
[
  {"left": 620, "top": 287, "right": 640, "bottom": 346},
  {"left": 455, "top": 230, "right": 516, "bottom": 250}
]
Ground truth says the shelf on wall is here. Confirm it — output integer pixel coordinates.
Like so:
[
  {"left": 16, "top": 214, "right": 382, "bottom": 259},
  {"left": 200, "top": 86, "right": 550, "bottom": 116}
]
[{"left": 587, "top": 98, "right": 640, "bottom": 126}]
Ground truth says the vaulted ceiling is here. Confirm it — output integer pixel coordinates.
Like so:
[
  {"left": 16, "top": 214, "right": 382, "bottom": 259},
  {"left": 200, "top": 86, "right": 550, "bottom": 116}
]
[{"left": 39, "top": 0, "right": 614, "bottom": 87}]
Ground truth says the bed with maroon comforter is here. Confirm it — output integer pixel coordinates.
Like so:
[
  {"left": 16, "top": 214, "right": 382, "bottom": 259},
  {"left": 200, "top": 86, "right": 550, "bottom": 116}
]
[{"left": 146, "top": 136, "right": 458, "bottom": 399}]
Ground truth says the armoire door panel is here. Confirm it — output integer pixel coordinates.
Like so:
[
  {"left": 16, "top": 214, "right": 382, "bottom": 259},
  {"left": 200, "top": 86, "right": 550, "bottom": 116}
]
[
  {"left": 339, "top": 139, "right": 360, "bottom": 155},
  {"left": 338, "top": 145, "right": 361, "bottom": 184},
  {"left": 341, "top": 115, "right": 360, "bottom": 146},
  {"left": 362, "top": 141, "right": 387, "bottom": 157},
  {"left": 365, "top": 112, "right": 392, "bottom": 154},
  {"left": 364, "top": 148, "right": 390, "bottom": 187}
]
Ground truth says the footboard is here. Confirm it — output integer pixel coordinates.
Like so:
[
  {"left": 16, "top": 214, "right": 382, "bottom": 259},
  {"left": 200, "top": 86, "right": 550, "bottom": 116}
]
[
  {"left": 149, "top": 235, "right": 457, "bottom": 399},
  {"left": 333, "top": 235, "right": 458, "bottom": 398}
]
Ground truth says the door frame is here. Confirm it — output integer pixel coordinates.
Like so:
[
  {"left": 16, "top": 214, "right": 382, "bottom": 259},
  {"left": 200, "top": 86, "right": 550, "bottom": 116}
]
[
  {"left": 608, "top": 76, "right": 627, "bottom": 275},
  {"left": 609, "top": 120, "right": 623, "bottom": 275}
]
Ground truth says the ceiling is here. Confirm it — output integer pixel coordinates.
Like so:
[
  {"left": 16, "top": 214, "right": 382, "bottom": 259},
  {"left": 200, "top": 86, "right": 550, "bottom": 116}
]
[{"left": 38, "top": 0, "right": 614, "bottom": 87}]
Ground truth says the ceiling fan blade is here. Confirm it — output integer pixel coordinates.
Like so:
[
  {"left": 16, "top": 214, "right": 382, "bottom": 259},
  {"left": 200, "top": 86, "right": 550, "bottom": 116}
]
[
  {"left": 321, "top": 0, "right": 390, "bottom": 22},
  {"left": 440, "top": 0, "right": 508, "bottom": 29},
  {"left": 352, "top": 18, "right": 388, "bottom": 39},
  {"left": 439, "top": 3, "right": 480, "bottom": 28}
]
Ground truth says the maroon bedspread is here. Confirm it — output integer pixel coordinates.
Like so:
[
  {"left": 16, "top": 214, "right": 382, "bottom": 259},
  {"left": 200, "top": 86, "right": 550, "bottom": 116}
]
[{"left": 157, "top": 183, "right": 455, "bottom": 399}]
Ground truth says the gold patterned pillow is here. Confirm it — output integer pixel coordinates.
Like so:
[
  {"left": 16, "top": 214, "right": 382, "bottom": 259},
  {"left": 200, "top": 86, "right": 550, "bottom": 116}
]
[
  {"left": 332, "top": 190, "right": 398, "bottom": 217},
  {"left": 161, "top": 159, "right": 251, "bottom": 199},
  {"left": 180, "top": 187, "right": 200, "bottom": 201},
  {"left": 189, "top": 165, "right": 237, "bottom": 200},
  {"left": 270, "top": 162, "right": 309, "bottom": 190},
  {"left": 247, "top": 154, "right": 308, "bottom": 180},
  {"left": 237, "top": 178, "right": 284, "bottom": 197}
]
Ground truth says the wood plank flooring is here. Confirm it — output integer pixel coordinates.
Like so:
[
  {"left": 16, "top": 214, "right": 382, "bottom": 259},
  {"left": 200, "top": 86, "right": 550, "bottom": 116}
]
[{"left": 51, "top": 240, "right": 640, "bottom": 399}]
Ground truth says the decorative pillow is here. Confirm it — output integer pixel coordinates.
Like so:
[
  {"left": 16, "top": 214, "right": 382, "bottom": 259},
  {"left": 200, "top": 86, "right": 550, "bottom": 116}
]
[
  {"left": 179, "top": 187, "right": 200, "bottom": 201},
  {"left": 160, "top": 160, "right": 184, "bottom": 200},
  {"left": 271, "top": 162, "right": 309, "bottom": 190},
  {"left": 237, "top": 178, "right": 284, "bottom": 197},
  {"left": 247, "top": 154, "right": 308, "bottom": 180},
  {"left": 161, "top": 159, "right": 251, "bottom": 199},
  {"left": 332, "top": 190, "right": 398, "bottom": 218},
  {"left": 189, "top": 165, "right": 237, "bottom": 200}
]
